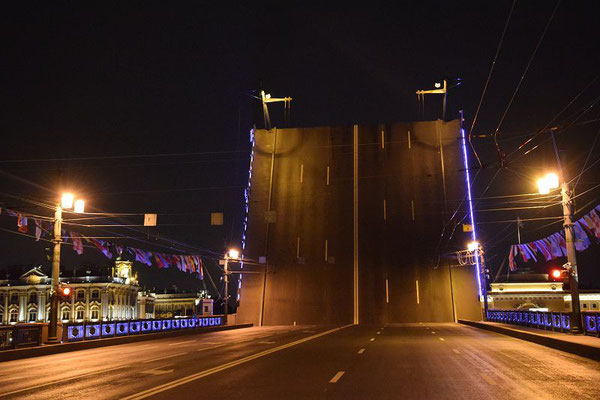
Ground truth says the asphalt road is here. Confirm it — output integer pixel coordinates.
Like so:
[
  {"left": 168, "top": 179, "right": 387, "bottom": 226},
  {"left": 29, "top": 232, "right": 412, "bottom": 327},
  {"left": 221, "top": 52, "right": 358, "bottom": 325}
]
[{"left": 1, "top": 323, "right": 599, "bottom": 399}]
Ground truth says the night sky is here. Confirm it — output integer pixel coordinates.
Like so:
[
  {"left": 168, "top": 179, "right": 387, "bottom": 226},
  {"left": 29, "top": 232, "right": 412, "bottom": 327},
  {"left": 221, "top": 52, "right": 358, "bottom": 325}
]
[{"left": 1, "top": 2, "right": 599, "bottom": 296}]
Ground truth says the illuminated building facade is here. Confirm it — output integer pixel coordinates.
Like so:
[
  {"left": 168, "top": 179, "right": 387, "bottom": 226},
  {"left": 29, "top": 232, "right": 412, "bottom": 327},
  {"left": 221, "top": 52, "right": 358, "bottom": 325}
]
[{"left": 0, "top": 260, "right": 154, "bottom": 325}]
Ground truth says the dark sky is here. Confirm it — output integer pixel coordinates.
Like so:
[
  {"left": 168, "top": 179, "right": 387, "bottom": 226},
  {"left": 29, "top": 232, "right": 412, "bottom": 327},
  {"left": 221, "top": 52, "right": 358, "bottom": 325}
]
[{"left": 1, "top": 2, "right": 599, "bottom": 293}]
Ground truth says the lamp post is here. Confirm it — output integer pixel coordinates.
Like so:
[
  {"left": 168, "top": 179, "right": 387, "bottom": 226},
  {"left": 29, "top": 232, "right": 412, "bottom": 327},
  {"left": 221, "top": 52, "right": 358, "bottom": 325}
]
[
  {"left": 47, "top": 193, "right": 84, "bottom": 343},
  {"left": 538, "top": 173, "right": 582, "bottom": 333},
  {"left": 468, "top": 241, "right": 489, "bottom": 321},
  {"left": 222, "top": 249, "right": 239, "bottom": 325}
]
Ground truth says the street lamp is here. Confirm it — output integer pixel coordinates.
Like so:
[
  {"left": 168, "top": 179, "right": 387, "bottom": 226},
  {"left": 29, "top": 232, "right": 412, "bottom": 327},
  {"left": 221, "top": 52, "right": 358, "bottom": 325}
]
[
  {"left": 537, "top": 172, "right": 583, "bottom": 333},
  {"left": 47, "top": 193, "right": 85, "bottom": 343},
  {"left": 467, "top": 241, "right": 489, "bottom": 320},
  {"left": 222, "top": 248, "right": 240, "bottom": 325}
]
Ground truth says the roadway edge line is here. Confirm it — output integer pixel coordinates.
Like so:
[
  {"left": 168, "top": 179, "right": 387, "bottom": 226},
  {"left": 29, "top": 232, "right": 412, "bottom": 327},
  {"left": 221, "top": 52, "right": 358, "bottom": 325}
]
[{"left": 121, "top": 324, "right": 354, "bottom": 400}]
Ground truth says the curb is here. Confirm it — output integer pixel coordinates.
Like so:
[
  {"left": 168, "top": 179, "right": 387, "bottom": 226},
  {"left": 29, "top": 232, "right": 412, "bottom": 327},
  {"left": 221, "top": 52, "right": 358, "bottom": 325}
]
[
  {"left": 0, "top": 323, "right": 253, "bottom": 363},
  {"left": 459, "top": 319, "right": 600, "bottom": 362}
]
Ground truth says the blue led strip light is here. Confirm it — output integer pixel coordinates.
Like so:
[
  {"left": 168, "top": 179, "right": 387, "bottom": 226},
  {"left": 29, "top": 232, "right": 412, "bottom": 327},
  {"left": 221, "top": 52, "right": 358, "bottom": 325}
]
[
  {"left": 460, "top": 127, "right": 483, "bottom": 297},
  {"left": 238, "top": 128, "right": 256, "bottom": 301}
]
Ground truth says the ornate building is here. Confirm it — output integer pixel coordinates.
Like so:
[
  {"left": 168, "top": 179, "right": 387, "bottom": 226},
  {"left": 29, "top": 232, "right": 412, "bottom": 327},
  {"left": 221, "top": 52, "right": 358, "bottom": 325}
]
[
  {"left": 154, "top": 292, "right": 213, "bottom": 318},
  {"left": 0, "top": 260, "right": 155, "bottom": 325}
]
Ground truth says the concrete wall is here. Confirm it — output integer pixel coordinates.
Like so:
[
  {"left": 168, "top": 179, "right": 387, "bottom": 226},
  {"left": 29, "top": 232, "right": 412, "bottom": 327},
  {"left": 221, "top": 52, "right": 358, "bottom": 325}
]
[{"left": 237, "top": 120, "right": 480, "bottom": 325}]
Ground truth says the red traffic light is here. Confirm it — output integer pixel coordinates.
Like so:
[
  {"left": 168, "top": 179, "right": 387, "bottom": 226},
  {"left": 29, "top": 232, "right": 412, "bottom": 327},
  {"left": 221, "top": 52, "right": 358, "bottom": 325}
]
[{"left": 551, "top": 269, "right": 561, "bottom": 279}]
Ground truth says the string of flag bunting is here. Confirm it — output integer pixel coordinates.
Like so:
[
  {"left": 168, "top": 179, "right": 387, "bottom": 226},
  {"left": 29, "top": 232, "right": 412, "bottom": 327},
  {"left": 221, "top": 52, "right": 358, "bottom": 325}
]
[
  {"left": 0, "top": 207, "right": 204, "bottom": 279},
  {"left": 509, "top": 204, "right": 600, "bottom": 270}
]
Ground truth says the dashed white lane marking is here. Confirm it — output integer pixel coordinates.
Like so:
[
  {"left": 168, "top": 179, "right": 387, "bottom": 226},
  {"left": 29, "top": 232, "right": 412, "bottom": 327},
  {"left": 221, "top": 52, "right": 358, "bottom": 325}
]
[
  {"left": 452, "top": 349, "right": 460, "bottom": 354},
  {"left": 303, "top": 330, "right": 315, "bottom": 333},
  {"left": 358, "top": 348, "right": 365, "bottom": 354},
  {"left": 431, "top": 331, "right": 436, "bottom": 334},
  {"left": 329, "top": 371, "right": 345, "bottom": 383},
  {"left": 258, "top": 341, "right": 276, "bottom": 344},
  {"left": 370, "top": 338, "right": 375, "bottom": 342},
  {"left": 122, "top": 325, "right": 353, "bottom": 400},
  {"left": 143, "top": 352, "right": 187, "bottom": 363},
  {"left": 439, "top": 338, "right": 445, "bottom": 342},
  {"left": 480, "top": 373, "right": 497, "bottom": 385},
  {"left": 168, "top": 340, "right": 196, "bottom": 346},
  {"left": 376, "top": 332, "right": 381, "bottom": 335}
]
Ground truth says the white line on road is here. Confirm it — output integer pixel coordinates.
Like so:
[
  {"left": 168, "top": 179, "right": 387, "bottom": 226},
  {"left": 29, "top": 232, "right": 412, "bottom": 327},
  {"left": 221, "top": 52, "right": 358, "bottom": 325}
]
[
  {"left": 369, "top": 338, "right": 375, "bottom": 342},
  {"left": 452, "top": 349, "right": 460, "bottom": 354},
  {"left": 143, "top": 352, "right": 187, "bottom": 363},
  {"left": 431, "top": 331, "right": 436, "bottom": 334},
  {"left": 168, "top": 340, "right": 196, "bottom": 346},
  {"left": 121, "top": 325, "right": 353, "bottom": 400},
  {"left": 329, "top": 371, "right": 345, "bottom": 383},
  {"left": 358, "top": 348, "right": 365, "bottom": 354},
  {"left": 258, "top": 341, "right": 276, "bottom": 344},
  {"left": 439, "top": 338, "right": 445, "bottom": 342},
  {"left": 376, "top": 332, "right": 381, "bottom": 335}
]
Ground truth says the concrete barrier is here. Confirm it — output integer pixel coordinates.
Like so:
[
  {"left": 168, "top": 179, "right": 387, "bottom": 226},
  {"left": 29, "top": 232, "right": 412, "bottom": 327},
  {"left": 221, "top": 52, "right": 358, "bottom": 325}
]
[{"left": 0, "top": 323, "right": 252, "bottom": 363}]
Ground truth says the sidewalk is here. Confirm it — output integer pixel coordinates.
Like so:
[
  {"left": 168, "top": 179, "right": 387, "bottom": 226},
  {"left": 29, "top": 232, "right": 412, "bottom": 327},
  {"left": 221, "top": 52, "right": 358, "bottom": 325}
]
[
  {"left": 459, "top": 319, "right": 600, "bottom": 362},
  {"left": 0, "top": 323, "right": 252, "bottom": 363}
]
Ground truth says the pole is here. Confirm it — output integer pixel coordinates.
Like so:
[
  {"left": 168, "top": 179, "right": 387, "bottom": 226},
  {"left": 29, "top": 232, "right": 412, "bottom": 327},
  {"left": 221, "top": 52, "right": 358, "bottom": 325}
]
[
  {"left": 47, "top": 205, "right": 62, "bottom": 343},
  {"left": 479, "top": 249, "right": 489, "bottom": 321},
  {"left": 260, "top": 128, "right": 277, "bottom": 327},
  {"left": 562, "top": 182, "right": 582, "bottom": 333},
  {"left": 353, "top": 124, "right": 359, "bottom": 325},
  {"left": 224, "top": 255, "right": 229, "bottom": 324}
]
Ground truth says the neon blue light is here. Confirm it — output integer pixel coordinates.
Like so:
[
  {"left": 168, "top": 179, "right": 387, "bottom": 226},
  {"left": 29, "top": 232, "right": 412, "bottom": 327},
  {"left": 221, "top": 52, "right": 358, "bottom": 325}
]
[
  {"left": 460, "top": 127, "right": 482, "bottom": 297},
  {"left": 239, "top": 128, "right": 256, "bottom": 298}
]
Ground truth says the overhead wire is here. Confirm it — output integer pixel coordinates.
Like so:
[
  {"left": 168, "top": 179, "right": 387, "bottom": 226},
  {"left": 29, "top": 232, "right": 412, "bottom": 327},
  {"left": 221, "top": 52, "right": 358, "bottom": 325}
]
[
  {"left": 468, "top": 0, "right": 516, "bottom": 168},
  {"left": 492, "top": 0, "right": 562, "bottom": 167}
]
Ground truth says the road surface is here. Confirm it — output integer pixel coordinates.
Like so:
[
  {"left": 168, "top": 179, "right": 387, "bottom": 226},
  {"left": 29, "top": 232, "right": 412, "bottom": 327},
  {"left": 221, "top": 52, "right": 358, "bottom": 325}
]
[{"left": 1, "top": 323, "right": 599, "bottom": 399}]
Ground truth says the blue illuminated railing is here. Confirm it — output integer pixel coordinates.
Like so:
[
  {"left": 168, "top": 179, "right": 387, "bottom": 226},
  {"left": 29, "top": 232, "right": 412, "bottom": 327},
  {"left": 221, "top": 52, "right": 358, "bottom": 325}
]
[
  {"left": 62, "top": 315, "right": 224, "bottom": 343},
  {"left": 486, "top": 310, "right": 600, "bottom": 337}
]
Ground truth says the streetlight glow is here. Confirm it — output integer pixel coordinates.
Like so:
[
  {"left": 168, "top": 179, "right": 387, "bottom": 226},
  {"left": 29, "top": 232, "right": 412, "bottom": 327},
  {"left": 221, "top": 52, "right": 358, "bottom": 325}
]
[
  {"left": 228, "top": 249, "right": 239, "bottom": 260},
  {"left": 74, "top": 199, "right": 85, "bottom": 213},
  {"left": 467, "top": 241, "right": 480, "bottom": 252},
  {"left": 537, "top": 173, "right": 559, "bottom": 194},
  {"left": 61, "top": 193, "right": 74, "bottom": 209}
]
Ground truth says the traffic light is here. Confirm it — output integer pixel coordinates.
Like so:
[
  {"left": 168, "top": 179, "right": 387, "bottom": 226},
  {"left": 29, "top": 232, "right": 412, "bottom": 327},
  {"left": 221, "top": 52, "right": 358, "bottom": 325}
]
[
  {"left": 58, "top": 285, "right": 72, "bottom": 300},
  {"left": 550, "top": 268, "right": 567, "bottom": 281}
]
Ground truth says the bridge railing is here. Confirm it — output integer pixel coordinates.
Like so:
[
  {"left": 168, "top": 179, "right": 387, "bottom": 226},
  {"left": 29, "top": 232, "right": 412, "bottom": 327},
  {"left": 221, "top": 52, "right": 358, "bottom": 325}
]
[
  {"left": 486, "top": 309, "right": 600, "bottom": 337},
  {"left": 62, "top": 315, "right": 224, "bottom": 343}
]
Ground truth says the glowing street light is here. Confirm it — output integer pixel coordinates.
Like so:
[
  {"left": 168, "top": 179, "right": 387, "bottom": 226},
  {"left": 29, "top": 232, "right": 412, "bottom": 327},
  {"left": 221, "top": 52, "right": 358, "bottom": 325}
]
[
  {"left": 467, "top": 241, "right": 480, "bottom": 252},
  {"left": 228, "top": 248, "right": 240, "bottom": 260},
  {"left": 61, "top": 193, "right": 74, "bottom": 209},
  {"left": 535, "top": 172, "right": 583, "bottom": 333},
  {"left": 48, "top": 192, "right": 86, "bottom": 343},
  {"left": 537, "top": 172, "right": 560, "bottom": 194}
]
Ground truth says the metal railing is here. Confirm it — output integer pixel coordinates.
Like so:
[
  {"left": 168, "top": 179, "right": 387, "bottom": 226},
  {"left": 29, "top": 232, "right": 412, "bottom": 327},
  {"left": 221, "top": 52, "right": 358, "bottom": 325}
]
[
  {"left": 486, "top": 309, "right": 600, "bottom": 337},
  {"left": 62, "top": 315, "right": 224, "bottom": 342}
]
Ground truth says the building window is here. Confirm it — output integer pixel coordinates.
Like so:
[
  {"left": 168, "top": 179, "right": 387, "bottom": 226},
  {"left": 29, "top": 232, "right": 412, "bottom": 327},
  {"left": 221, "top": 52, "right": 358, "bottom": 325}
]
[
  {"left": 28, "top": 309, "right": 37, "bottom": 322},
  {"left": 0, "top": 312, "right": 3, "bottom": 322},
  {"left": 77, "top": 290, "right": 85, "bottom": 301},
  {"left": 91, "top": 308, "right": 99, "bottom": 320},
  {"left": 0, "top": 293, "right": 4, "bottom": 303},
  {"left": 10, "top": 293, "right": 18, "bottom": 304},
  {"left": 29, "top": 293, "right": 37, "bottom": 304},
  {"left": 91, "top": 290, "right": 100, "bottom": 300},
  {"left": 61, "top": 309, "right": 70, "bottom": 321},
  {"left": 10, "top": 310, "right": 18, "bottom": 323}
]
